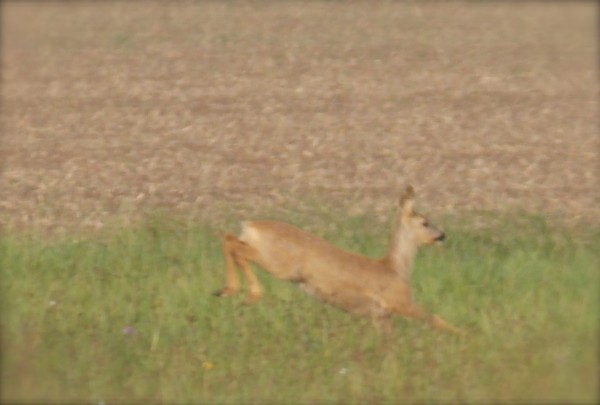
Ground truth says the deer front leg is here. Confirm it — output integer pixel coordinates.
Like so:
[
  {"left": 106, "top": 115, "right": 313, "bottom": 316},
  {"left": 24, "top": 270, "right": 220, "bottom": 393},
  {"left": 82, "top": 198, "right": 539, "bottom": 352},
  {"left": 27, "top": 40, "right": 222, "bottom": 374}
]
[
  {"left": 397, "top": 302, "right": 464, "bottom": 335},
  {"left": 366, "top": 294, "right": 394, "bottom": 333},
  {"left": 429, "top": 313, "right": 464, "bottom": 335},
  {"left": 371, "top": 312, "right": 394, "bottom": 334}
]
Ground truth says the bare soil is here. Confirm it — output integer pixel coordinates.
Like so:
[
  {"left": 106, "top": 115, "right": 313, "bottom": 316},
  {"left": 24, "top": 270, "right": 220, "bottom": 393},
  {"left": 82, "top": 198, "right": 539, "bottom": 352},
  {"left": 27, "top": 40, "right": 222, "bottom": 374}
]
[{"left": 2, "top": 1, "right": 598, "bottom": 233}]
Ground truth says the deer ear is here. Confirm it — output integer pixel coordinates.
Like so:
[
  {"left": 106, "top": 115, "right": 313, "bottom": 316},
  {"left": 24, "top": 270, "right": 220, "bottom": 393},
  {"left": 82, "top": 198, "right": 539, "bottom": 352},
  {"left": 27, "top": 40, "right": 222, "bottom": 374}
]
[{"left": 399, "top": 185, "right": 415, "bottom": 214}]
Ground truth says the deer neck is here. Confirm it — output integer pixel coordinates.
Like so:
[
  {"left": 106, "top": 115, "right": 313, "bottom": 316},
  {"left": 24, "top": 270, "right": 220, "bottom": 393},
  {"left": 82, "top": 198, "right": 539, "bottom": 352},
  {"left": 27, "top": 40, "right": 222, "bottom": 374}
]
[{"left": 385, "top": 223, "right": 417, "bottom": 280}]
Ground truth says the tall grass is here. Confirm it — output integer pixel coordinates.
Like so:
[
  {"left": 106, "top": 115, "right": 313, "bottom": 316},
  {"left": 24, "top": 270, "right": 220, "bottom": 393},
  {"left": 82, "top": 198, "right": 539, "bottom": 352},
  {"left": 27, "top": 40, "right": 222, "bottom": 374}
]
[{"left": 2, "top": 212, "right": 598, "bottom": 404}]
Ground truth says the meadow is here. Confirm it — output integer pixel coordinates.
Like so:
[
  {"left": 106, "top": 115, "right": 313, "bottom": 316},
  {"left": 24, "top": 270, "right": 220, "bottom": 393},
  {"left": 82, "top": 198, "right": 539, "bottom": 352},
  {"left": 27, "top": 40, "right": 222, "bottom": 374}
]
[{"left": 2, "top": 211, "right": 598, "bottom": 404}]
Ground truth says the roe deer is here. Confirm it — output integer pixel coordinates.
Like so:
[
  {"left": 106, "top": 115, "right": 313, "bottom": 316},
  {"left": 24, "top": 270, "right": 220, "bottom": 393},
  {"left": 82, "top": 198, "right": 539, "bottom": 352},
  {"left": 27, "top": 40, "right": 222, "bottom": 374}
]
[{"left": 215, "top": 185, "right": 463, "bottom": 334}]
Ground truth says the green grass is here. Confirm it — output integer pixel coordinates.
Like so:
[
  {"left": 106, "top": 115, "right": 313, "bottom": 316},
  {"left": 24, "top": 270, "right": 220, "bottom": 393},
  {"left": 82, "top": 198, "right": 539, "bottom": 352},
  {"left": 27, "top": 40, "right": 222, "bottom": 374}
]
[{"left": 1, "top": 212, "right": 598, "bottom": 404}]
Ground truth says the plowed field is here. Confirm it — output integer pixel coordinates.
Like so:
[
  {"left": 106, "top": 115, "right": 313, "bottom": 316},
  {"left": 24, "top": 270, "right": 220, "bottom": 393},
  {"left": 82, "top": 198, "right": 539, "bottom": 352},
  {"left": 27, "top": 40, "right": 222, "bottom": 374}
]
[{"left": 2, "top": 1, "right": 598, "bottom": 232}]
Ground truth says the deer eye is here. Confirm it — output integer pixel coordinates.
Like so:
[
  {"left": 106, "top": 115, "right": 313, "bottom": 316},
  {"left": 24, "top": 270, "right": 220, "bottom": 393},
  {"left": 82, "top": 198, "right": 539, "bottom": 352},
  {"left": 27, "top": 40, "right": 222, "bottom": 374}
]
[{"left": 422, "top": 220, "right": 429, "bottom": 227}]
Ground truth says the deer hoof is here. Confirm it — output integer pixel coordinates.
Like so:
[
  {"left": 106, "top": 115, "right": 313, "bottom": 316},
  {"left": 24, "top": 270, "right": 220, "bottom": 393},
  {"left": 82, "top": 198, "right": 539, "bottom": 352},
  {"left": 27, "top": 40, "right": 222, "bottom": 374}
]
[{"left": 214, "top": 287, "right": 237, "bottom": 297}]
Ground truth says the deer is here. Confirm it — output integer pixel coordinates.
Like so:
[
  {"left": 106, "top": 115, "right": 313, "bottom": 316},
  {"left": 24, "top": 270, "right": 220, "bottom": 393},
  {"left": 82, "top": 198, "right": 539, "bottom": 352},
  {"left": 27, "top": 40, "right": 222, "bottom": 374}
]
[{"left": 214, "top": 185, "right": 464, "bottom": 335}]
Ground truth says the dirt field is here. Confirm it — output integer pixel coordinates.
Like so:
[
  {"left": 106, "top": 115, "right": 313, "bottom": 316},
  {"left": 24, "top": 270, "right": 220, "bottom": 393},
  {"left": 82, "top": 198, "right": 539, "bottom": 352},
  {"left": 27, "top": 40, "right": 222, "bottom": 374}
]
[{"left": 2, "top": 1, "right": 598, "bottom": 233}]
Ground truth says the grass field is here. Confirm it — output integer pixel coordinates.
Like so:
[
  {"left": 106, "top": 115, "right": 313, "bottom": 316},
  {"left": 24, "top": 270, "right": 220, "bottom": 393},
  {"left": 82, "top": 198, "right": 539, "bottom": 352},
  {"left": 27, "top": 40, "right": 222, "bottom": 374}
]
[{"left": 2, "top": 211, "right": 598, "bottom": 404}]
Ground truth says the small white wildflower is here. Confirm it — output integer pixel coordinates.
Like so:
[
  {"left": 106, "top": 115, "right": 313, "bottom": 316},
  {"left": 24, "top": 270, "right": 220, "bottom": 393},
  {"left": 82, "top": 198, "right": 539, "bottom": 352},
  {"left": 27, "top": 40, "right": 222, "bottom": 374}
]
[
  {"left": 48, "top": 300, "right": 57, "bottom": 307},
  {"left": 339, "top": 367, "right": 348, "bottom": 375}
]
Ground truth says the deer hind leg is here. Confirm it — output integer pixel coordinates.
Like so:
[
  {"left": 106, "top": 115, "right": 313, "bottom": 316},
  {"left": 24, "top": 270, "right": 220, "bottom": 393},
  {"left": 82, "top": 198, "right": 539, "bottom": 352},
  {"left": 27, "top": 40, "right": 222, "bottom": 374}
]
[
  {"left": 215, "top": 234, "right": 263, "bottom": 304},
  {"left": 395, "top": 302, "right": 464, "bottom": 335},
  {"left": 214, "top": 234, "right": 242, "bottom": 298},
  {"left": 232, "top": 240, "right": 263, "bottom": 304}
]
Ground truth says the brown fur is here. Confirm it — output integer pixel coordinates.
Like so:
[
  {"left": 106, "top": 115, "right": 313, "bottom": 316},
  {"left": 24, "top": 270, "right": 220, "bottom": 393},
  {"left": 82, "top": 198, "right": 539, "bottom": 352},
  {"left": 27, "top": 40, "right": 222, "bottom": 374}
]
[{"left": 215, "top": 185, "right": 463, "bottom": 334}]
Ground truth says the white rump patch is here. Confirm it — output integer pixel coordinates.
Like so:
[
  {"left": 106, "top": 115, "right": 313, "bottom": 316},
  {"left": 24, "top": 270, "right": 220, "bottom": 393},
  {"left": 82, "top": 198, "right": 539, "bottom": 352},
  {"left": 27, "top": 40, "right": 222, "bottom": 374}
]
[{"left": 239, "top": 221, "right": 260, "bottom": 244}]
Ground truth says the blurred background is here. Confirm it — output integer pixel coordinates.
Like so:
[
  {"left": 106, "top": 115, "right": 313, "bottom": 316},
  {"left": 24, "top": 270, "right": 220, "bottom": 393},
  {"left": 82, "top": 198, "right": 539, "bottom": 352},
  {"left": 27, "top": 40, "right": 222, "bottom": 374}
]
[{"left": 2, "top": 1, "right": 598, "bottom": 232}]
